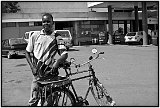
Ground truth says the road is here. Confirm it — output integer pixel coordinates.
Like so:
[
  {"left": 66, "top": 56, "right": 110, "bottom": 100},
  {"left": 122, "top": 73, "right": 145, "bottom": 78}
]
[{"left": 2, "top": 44, "right": 158, "bottom": 106}]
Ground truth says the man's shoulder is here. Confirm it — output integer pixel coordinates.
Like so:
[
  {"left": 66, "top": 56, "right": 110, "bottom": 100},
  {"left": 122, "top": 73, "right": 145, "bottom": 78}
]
[
  {"left": 30, "top": 31, "right": 41, "bottom": 41},
  {"left": 31, "top": 31, "right": 41, "bottom": 37}
]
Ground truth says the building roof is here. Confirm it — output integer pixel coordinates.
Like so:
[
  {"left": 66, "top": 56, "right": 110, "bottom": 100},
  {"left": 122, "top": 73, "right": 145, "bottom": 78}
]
[{"left": 88, "top": 2, "right": 158, "bottom": 9}]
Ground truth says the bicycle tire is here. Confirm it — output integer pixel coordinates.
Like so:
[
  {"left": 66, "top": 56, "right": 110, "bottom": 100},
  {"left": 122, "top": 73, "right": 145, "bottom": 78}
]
[
  {"left": 91, "top": 80, "right": 115, "bottom": 106},
  {"left": 46, "top": 87, "right": 76, "bottom": 106}
]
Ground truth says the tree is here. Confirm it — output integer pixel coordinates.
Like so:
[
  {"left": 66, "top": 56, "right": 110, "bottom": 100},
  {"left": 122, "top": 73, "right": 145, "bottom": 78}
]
[{"left": 2, "top": 2, "right": 20, "bottom": 13}]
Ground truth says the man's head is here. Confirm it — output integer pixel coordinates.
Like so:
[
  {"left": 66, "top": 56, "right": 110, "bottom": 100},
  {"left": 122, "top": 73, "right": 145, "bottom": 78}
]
[{"left": 42, "top": 13, "right": 54, "bottom": 34}]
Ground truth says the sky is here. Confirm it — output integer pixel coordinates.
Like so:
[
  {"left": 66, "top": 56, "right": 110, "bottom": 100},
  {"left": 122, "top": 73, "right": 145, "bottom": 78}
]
[{"left": 87, "top": 2, "right": 103, "bottom": 7}]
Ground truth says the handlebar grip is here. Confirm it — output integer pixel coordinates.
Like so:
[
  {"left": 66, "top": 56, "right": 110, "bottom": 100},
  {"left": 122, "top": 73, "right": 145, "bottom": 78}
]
[
  {"left": 99, "top": 52, "right": 104, "bottom": 54},
  {"left": 89, "top": 56, "right": 93, "bottom": 60}
]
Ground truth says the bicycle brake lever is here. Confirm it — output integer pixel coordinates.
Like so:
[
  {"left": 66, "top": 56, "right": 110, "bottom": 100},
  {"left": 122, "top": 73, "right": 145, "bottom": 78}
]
[
  {"left": 99, "top": 52, "right": 104, "bottom": 54},
  {"left": 89, "top": 56, "right": 93, "bottom": 60}
]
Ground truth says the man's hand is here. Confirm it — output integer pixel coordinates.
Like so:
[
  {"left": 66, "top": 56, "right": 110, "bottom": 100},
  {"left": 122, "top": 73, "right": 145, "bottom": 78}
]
[
  {"left": 25, "top": 51, "right": 37, "bottom": 76},
  {"left": 44, "top": 67, "right": 59, "bottom": 76}
]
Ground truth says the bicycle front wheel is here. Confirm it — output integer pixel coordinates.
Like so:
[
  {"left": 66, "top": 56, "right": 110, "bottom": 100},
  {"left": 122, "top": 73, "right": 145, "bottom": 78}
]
[
  {"left": 46, "top": 87, "right": 76, "bottom": 106},
  {"left": 91, "top": 80, "right": 115, "bottom": 106}
]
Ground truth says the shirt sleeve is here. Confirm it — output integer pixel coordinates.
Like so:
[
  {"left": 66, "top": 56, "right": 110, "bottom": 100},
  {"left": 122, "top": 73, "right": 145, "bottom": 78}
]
[{"left": 26, "top": 34, "right": 34, "bottom": 52}]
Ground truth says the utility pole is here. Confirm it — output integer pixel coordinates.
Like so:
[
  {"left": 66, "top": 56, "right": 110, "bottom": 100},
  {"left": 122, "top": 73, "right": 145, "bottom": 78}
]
[
  {"left": 108, "top": 5, "right": 113, "bottom": 45},
  {"left": 134, "top": 5, "right": 139, "bottom": 32},
  {"left": 142, "top": 1, "right": 148, "bottom": 45}
]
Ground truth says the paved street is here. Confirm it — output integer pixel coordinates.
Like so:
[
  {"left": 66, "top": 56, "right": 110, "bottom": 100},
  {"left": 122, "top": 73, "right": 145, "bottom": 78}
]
[{"left": 2, "top": 44, "right": 158, "bottom": 106}]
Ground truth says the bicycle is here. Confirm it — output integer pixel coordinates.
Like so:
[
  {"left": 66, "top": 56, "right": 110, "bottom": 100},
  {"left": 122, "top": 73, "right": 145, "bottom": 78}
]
[{"left": 36, "top": 48, "right": 116, "bottom": 106}]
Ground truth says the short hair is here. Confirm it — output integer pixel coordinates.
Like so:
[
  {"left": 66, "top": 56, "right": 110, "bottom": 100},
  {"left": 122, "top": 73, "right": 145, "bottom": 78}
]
[{"left": 42, "top": 13, "right": 53, "bottom": 21}]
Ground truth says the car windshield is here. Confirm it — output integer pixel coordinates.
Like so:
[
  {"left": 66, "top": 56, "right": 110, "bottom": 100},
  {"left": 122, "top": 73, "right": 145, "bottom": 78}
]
[
  {"left": 56, "top": 31, "right": 70, "bottom": 38},
  {"left": 9, "top": 38, "right": 27, "bottom": 45},
  {"left": 127, "top": 32, "right": 136, "bottom": 36}
]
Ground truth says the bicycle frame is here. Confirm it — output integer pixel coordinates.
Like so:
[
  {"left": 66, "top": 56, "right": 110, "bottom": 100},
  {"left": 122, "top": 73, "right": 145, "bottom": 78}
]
[
  {"left": 63, "top": 60, "right": 98, "bottom": 104},
  {"left": 36, "top": 51, "right": 106, "bottom": 106}
]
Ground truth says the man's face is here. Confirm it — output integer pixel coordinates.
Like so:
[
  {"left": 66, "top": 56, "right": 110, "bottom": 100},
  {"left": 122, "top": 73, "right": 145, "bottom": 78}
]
[{"left": 42, "top": 15, "right": 54, "bottom": 32}]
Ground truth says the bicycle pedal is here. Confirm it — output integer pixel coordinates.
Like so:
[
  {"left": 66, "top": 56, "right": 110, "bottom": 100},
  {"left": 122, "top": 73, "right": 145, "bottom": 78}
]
[
  {"left": 110, "top": 101, "right": 116, "bottom": 106},
  {"left": 83, "top": 100, "right": 89, "bottom": 105},
  {"left": 77, "top": 96, "right": 83, "bottom": 101}
]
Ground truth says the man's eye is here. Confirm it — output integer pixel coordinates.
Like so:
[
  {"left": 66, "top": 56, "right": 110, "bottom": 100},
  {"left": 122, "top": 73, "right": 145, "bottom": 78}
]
[{"left": 43, "top": 21, "right": 50, "bottom": 23}]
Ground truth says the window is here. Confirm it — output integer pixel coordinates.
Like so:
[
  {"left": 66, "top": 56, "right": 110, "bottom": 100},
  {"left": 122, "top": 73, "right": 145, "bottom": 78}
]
[
  {"left": 2, "top": 23, "right": 7, "bottom": 28},
  {"left": 19, "top": 22, "right": 29, "bottom": 27},
  {"left": 34, "top": 22, "right": 42, "bottom": 26},
  {"left": 81, "top": 21, "right": 90, "bottom": 25},
  {"left": 81, "top": 25, "right": 90, "bottom": 29},
  {"left": 113, "top": 21, "right": 118, "bottom": 24},
  {"left": 113, "top": 24, "right": 118, "bottom": 32},
  {"left": 119, "top": 21, "right": 124, "bottom": 24},
  {"left": 6, "top": 22, "right": 16, "bottom": 27},
  {"left": 2, "top": 23, "right": 17, "bottom": 28},
  {"left": 91, "top": 21, "right": 103, "bottom": 25},
  {"left": 127, "top": 24, "right": 130, "bottom": 32}
]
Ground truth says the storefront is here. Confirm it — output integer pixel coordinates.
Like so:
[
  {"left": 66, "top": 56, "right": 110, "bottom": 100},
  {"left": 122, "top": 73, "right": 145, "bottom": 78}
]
[{"left": 2, "top": 2, "right": 158, "bottom": 45}]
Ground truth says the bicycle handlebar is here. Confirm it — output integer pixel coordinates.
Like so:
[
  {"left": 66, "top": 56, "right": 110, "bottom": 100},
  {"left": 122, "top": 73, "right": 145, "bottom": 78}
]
[{"left": 71, "top": 52, "right": 104, "bottom": 68}]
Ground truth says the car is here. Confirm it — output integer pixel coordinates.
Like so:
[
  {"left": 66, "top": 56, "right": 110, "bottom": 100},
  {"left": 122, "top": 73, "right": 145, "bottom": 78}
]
[
  {"left": 113, "top": 32, "right": 125, "bottom": 44},
  {"left": 98, "top": 32, "right": 107, "bottom": 44},
  {"left": 55, "top": 30, "right": 73, "bottom": 50},
  {"left": 124, "top": 31, "right": 144, "bottom": 45},
  {"left": 2, "top": 38, "right": 27, "bottom": 59},
  {"left": 23, "top": 31, "right": 40, "bottom": 43},
  {"left": 113, "top": 34, "right": 125, "bottom": 44}
]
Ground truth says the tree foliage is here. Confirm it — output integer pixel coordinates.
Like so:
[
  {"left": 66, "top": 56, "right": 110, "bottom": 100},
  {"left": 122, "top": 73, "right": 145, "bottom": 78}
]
[{"left": 2, "top": 2, "right": 20, "bottom": 13}]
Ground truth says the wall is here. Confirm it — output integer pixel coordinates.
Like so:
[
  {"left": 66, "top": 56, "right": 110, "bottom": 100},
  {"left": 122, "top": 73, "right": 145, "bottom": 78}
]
[
  {"left": 18, "top": 2, "right": 89, "bottom": 13},
  {"left": 2, "top": 27, "right": 19, "bottom": 40},
  {"left": 2, "top": 25, "right": 42, "bottom": 40}
]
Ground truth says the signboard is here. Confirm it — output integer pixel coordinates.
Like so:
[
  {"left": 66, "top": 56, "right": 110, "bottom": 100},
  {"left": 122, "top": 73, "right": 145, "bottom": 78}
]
[{"left": 147, "top": 18, "right": 158, "bottom": 24}]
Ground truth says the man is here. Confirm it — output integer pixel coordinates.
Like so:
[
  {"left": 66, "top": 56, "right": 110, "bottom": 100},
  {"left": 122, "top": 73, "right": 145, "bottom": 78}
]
[{"left": 25, "top": 13, "right": 68, "bottom": 106}]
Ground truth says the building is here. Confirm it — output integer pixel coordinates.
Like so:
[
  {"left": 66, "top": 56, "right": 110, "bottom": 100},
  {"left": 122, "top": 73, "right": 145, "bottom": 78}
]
[{"left": 2, "top": 1, "right": 158, "bottom": 45}]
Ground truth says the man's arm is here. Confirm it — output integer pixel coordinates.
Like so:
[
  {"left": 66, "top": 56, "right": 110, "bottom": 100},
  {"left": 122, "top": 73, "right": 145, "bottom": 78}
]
[
  {"left": 25, "top": 50, "right": 37, "bottom": 76},
  {"left": 52, "top": 52, "right": 68, "bottom": 69}
]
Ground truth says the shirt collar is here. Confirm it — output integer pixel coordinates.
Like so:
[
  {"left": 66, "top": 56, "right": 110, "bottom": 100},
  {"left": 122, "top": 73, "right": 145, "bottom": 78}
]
[{"left": 40, "top": 29, "right": 55, "bottom": 36}]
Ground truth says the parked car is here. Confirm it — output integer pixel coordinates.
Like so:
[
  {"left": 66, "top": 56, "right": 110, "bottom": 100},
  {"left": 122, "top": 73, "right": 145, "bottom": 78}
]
[
  {"left": 2, "top": 38, "right": 27, "bottom": 59},
  {"left": 23, "top": 31, "right": 40, "bottom": 43},
  {"left": 124, "top": 31, "right": 152, "bottom": 45},
  {"left": 55, "top": 30, "right": 73, "bottom": 50},
  {"left": 113, "top": 32, "right": 125, "bottom": 44},
  {"left": 124, "top": 31, "right": 144, "bottom": 45},
  {"left": 98, "top": 32, "right": 107, "bottom": 44}
]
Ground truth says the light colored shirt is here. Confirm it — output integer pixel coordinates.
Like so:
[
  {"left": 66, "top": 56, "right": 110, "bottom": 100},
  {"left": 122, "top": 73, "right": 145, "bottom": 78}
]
[{"left": 26, "top": 29, "right": 67, "bottom": 67}]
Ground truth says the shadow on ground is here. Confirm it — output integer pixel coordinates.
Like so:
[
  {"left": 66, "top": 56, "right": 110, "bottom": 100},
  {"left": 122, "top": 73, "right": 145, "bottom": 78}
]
[{"left": 68, "top": 48, "right": 79, "bottom": 52}]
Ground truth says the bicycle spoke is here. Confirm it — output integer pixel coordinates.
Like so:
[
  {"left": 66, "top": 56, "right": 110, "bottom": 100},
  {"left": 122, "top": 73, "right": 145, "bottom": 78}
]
[
  {"left": 46, "top": 88, "right": 75, "bottom": 106},
  {"left": 91, "top": 81, "right": 115, "bottom": 106}
]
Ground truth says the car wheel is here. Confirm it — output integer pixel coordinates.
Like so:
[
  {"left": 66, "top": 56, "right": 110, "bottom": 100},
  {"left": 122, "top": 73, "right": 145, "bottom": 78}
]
[
  {"left": 7, "top": 53, "right": 12, "bottom": 59},
  {"left": 126, "top": 42, "right": 131, "bottom": 45},
  {"left": 13, "top": 54, "right": 18, "bottom": 58}
]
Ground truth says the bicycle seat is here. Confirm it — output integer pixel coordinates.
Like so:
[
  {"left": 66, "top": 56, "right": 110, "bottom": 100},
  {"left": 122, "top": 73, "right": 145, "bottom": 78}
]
[{"left": 37, "top": 76, "right": 71, "bottom": 87}]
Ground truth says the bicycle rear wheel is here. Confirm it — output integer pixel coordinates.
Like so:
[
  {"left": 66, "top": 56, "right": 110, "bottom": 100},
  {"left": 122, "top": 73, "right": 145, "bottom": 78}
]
[
  {"left": 46, "top": 87, "right": 76, "bottom": 106},
  {"left": 91, "top": 80, "right": 116, "bottom": 106}
]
